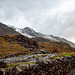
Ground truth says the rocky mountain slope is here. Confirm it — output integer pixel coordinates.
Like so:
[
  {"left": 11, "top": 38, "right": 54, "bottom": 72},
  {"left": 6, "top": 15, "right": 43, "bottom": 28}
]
[
  {"left": 0, "top": 22, "right": 75, "bottom": 57},
  {"left": 0, "top": 22, "right": 39, "bottom": 57},
  {"left": 15, "top": 27, "right": 75, "bottom": 48},
  {"left": 0, "top": 22, "right": 19, "bottom": 36},
  {"left": 0, "top": 34, "right": 39, "bottom": 57}
]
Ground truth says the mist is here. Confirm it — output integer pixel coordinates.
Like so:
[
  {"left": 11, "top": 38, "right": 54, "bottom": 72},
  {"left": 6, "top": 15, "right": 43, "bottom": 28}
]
[{"left": 0, "top": 0, "right": 75, "bottom": 43}]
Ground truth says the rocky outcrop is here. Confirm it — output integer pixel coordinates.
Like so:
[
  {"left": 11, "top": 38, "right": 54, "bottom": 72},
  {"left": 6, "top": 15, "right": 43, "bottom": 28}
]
[
  {"left": 0, "top": 68, "right": 5, "bottom": 75},
  {"left": 0, "top": 55, "right": 74, "bottom": 75},
  {"left": 1, "top": 34, "right": 39, "bottom": 49},
  {"left": 5, "top": 66, "right": 23, "bottom": 75},
  {"left": 20, "top": 56, "right": 75, "bottom": 75},
  {"left": 39, "top": 49, "right": 47, "bottom": 54}
]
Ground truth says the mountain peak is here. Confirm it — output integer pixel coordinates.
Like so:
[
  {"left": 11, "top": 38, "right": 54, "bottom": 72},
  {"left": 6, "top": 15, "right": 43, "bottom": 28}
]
[
  {"left": 23, "top": 27, "right": 34, "bottom": 33},
  {"left": 24, "top": 27, "right": 31, "bottom": 30},
  {"left": 15, "top": 27, "right": 75, "bottom": 48}
]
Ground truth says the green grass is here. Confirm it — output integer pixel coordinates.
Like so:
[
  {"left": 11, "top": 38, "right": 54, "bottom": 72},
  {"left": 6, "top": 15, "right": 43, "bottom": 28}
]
[
  {"left": 62, "top": 54, "right": 71, "bottom": 56},
  {"left": 57, "top": 52, "right": 75, "bottom": 57},
  {"left": 23, "top": 62, "right": 36, "bottom": 64},
  {"left": 4, "top": 52, "right": 75, "bottom": 70},
  {"left": 44, "top": 52, "right": 75, "bottom": 61},
  {"left": 4, "top": 62, "right": 36, "bottom": 70}
]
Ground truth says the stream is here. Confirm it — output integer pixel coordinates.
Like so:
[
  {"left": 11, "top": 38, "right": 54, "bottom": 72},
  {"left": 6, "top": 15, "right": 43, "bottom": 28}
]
[{"left": 0, "top": 53, "right": 56, "bottom": 64}]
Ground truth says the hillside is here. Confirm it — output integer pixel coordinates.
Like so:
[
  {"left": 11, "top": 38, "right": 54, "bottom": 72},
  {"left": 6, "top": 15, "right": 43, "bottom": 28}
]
[
  {"left": 0, "top": 22, "right": 19, "bottom": 36},
  {"left": 33, "top": 37, "right": 75, "bottom": 52},
  {"left": 0, "top": 34, "right": 39, "bottom": 57},
  {"left": 15, "top": 27, "right": 75, "bottom": 48},
  {"left": 0, "top": 22, "right": 75, "bottom": 58}
]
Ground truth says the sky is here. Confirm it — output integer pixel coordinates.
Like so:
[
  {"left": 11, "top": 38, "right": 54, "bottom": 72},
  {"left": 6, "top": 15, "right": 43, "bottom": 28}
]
[{"left": 0, "top": 0, "right": 75, "bottom": 43}]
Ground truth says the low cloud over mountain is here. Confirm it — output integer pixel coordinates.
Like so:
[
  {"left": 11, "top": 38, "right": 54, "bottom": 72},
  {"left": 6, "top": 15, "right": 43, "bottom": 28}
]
[{"left": 0, "top": 0, "right": 75, "bottom": 43}]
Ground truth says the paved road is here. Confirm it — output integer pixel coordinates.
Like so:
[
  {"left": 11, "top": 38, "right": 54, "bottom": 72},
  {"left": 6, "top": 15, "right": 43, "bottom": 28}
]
[{"left": 68, "top": 69, "right": 75, "bottom": 75}]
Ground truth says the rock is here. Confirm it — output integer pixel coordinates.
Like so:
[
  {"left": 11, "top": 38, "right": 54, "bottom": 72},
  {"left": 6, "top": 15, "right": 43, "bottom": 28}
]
[
  {"left": 33, "top": 64, "right": 39, "bottom": 70},
  {"left": 5, "top": 66, "right": 23, "bottom": 75},
  {"left": 0, "top": 68, "right": 5, "bottom": 75},
  {"left": 25, "top": 50, "right": 28, "bottom": 52},
  {"left": 4, "top": 56, "right": 75, "bottom": 75},
  {"left": 15, "top": 67, "right": 23, "bottom": 75},
  {"left": 28, "top": 48, "right": 34, "bottom": 51},
  {"left": 30, "top": 46, "right": 35, "bottom": 50},
  {"left": 36, "top": 57, "right": 43, "bottom": 63},
  {"left": 11, "top": 65, "right": 16, "bottom": 75},
  {"left": 19, "top": 64, "right": 29, "bottom": 70},
  {"left": 5, "top": 68, "right": 12, "bottom": 75},
  {"left": 24, "top": 44, "right": 30, "bottom": 48},
  {"left": 28, "top": 64, "right": 35, "bottom": 69},
  {"left": 45, "top": 60, "right": 53, "bottom": 64},
  {"left": 39, "top": 49, "right": 46, "bottom": 54}
]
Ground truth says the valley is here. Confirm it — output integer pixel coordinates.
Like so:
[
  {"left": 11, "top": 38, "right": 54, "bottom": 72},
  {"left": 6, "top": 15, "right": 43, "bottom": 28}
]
[{"left": 0, "top": 22, "right": 75, "bottom": 75}]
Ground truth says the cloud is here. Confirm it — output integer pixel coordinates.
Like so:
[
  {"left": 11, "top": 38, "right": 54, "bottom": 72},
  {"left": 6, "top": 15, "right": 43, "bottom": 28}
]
[{"left": 0, "top": 0, "right": 75, "bottom": 43}]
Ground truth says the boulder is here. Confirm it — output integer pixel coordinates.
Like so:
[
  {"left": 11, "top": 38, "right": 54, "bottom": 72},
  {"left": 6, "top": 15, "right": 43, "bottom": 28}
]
[
  {"left": 5, "top": 68, "right": 12, "bottom": 75},
  {"left": 15, "top": 67, "right": 23, "bottom": 75},
  {"left": 5, "top": 66, "right": 23, "bottom": 75},
  {"left": 0, "top": 68, "right": 5, "bottom": 75},
  {"left": 19, "top": 64, "right": 29, "bottom": 70},
  {"left": 28, "top": 64, "right": 35, "bottom": 69},
  {"left": 39, "top": 49, "right": 46, "bottom": 54}
]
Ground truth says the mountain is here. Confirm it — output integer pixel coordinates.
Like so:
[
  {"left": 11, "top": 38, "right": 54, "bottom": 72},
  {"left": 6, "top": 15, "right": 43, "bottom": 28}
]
[
  {"left": 0, "top": 22, "right": 39, "bottom": 57},
  {"left": 16, "top": 27, "right": 44, "bottom": 38},
  {"left": 0, "top": 22, "right": 19, "bottom": 36},
  {"left": 16, "top": 27, "right": 75, "bottom": 48},
  {"left": 0, "top": 22, "right": 74, "bottom": 48},
  {"left": 52, "top": 36, "right": 75, "bottom": 48},
  {"left": 0, "top": 34, "right": 39, "bottom": 57},
  {"left": 16, "top": 27, "right": 57, "bottom": 41},
  {"left": 0, "top": 22, "right": 75, "bottom": 57}
]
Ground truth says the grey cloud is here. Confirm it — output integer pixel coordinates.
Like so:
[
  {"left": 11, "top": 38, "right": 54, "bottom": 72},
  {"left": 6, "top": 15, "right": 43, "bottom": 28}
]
[{"left": 0, "top": 0, "right": 75, "bottom": 43}]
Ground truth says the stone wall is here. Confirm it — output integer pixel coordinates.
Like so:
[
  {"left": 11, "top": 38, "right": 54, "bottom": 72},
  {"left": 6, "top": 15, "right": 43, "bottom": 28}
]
[{"left": 0, "top": 56, "right": 75, "bottom": 75}]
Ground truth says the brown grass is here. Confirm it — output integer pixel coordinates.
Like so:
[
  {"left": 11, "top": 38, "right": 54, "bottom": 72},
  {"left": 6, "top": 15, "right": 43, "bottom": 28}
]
[
  {"left": 0, "top": 36, "right": 27, "bottom": 56},
  {"left": 38, "top": 41, "right": 73, "bottom": 52}
]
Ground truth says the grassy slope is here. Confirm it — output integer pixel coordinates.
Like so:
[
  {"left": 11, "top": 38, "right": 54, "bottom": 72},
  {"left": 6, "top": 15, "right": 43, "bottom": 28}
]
[
  {"left": 0, "top": 36, "right": 27, "bottom": 56},
  {"left": 38, "top": 41, "right": 74, "bottom": 52},
  {"left": 0, "top": 34, "right": 75, "bottom": 58},
  {"left": 0, "top": 34, "right": 39, "bottom": 57}
]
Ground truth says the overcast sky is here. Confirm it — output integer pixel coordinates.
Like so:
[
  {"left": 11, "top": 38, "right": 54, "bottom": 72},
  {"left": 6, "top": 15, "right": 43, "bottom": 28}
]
[{"left": 0, "top": 0, "right": 75, "bottom": 43}]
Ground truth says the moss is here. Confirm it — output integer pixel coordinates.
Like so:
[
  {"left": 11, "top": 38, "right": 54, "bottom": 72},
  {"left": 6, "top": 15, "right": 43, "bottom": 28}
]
[
  {"left": 4, "top": 62, "right": 36, "bottom": 70},
  {"left": 57, "top": 52, "right": 75, "bottom": 57},
  {"left": 55, "top": 56, "right": 61, "bottom": 58},
  {"left": 63, "top": 54, "right": 72, "bottom": 56},
  {"left": 23, "top": 62, "right": 36, "bottom": 64}
]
